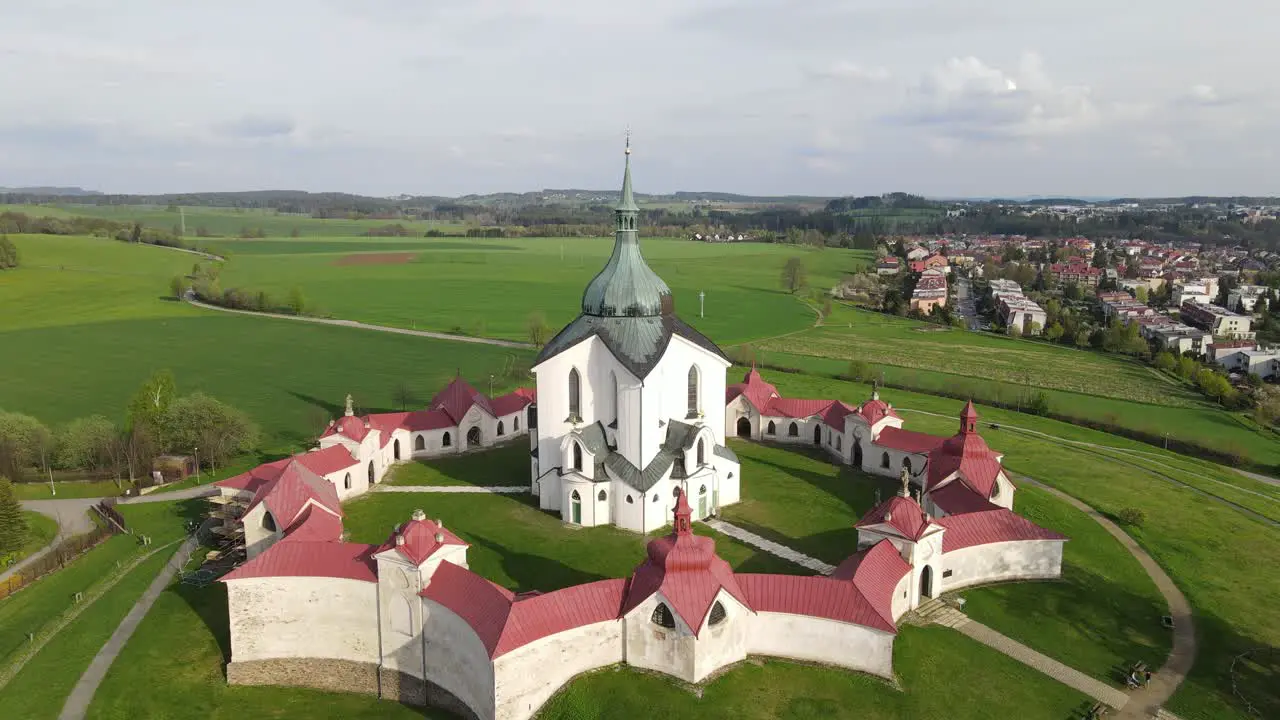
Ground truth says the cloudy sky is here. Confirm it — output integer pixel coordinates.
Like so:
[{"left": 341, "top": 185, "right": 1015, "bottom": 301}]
[{"left": 1, "top": 0, "right": 1276, "bottom": 197}]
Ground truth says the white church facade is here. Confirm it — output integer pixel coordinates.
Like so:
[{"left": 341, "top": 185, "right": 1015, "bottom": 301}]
[{"left": 528, "top": 140, "right": 740, "bottom": 532}]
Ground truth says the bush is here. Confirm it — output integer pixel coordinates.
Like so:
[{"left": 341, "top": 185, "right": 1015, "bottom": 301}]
[{"left": 1117, "top": 507, "right": 1147, "bottom": 527}]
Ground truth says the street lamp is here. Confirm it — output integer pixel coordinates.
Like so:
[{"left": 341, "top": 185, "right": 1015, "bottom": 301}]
[{"left": 194, "top": 446, "right": 200, "bottom": 483}]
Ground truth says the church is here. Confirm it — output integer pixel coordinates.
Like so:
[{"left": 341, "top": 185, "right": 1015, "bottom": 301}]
[{"left": 527, "top": 140, "right": 741, "bottom": 532}]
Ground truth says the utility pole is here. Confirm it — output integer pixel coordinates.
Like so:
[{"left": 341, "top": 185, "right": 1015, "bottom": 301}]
[
  {"left": 194, "top": 447, "right": 200, "bottom": 483},
  {"left": 180, "top": 207, "right": 186, "bottom": 237},
  {"left": 489, "top": 374, "right": 495, "bottom": 397},
  {"left": 699, "top": 291, "right": 705, "bottom": 318}
]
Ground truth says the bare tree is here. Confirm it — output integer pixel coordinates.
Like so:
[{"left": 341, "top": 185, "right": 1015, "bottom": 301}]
[
  {"left": 781, "top": 257, "right": 808, "bottom": 294},
  {"left": 527, "top": 311, "right": 552, "bottom": 347}
]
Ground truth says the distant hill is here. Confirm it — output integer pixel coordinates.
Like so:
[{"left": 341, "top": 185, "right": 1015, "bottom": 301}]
[{"left": 0, "top": 186, "right": 101, "bottom": 196}]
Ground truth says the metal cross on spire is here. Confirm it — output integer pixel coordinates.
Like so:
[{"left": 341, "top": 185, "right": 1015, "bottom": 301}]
[{"left": 625, "top": 126, "right": 631, "bottom": 155}]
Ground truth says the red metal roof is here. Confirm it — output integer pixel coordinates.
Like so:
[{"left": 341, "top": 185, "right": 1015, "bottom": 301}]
[
  {"left": 937, "top": 509, "right": 1066, "bottom": 552},
  {"left": 431, "top": 375, "right": 494, "bottom": 425},
  {"left": 829, "top": 539, "right": 912, "bottom": 628},
  {"left": 736, "top": 573, "right": 895, "bottom": 634},
  {"left": 620, "top": 492, "right": 750, "bottom": 635},
  {"left": 725, "top": 366, "right": 780, "bottom": 411},
  {"left": 857, "top": 398, "right": 899, "bottom": 426},
  {"left": 381, "top": 514, "right": 468, "bottom": 565},
  {"left": 875, "top": 427, "right": 946, "bottom": 454},
  {"left": 489, "top": 389, "right": 535, "bottom": 418},
  {"left": 420, "top": 561, "right": 515, "bottom": 657},
  {"left": 284, "top": 505, "right": 345, "bottom": 542},
  {"left": 926, "top": 431, "right": 1004, "bottom": 497},
  {"left": 821, "top": 401, "right": 858, "bottom": 427},
  {"left": 493, "top": 579, "right": 627, "bottom": 657},
  {"left": 322, "top": 415, "right": 371, "bottom": 443},
  {"left": 221, "top": 540, "right": 378, "bottom": 583},
  {"left": 401, "top": 409, "right": 455, "bottom": 431},
  {"left": 928, "top": 481, "right": 1000, "bottom": 515},
  {"left": 767, "top": 398, "right": 837, "bottom": 419},
  {"left": 215, "top": 458, "right": 289, "bottom": 493},
  {"left": 246, "top": 460, "right": 343, "bottom": 528},
  {"left": 855, "top": 495, "right": 935, "bottom": 541},
  {"left": 366, "top": 412, "right": 411, "bottom": 448},
  {"left": 294, "top": 444, "right": 360, "bottom": 476}
]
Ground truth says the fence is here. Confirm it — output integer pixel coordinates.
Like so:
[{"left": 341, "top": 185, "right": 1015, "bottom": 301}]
[{"left": 0, "top": 500, "right": 130, "bottom": 602}]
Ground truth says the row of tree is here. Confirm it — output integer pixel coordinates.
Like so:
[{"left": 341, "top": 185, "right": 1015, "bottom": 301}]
[
  {"left": 0, "top": 236, "right": 17, "bottom": 269},
  {"left": 0, "top": 371, "right": 258, "bottom": 489},
  {"left": 180, "top": 263, "right": 308, "bottom": 316}
]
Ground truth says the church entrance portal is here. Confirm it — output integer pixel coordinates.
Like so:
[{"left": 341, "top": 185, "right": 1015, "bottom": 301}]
[
  {"left": 853, "top": 441, "right": 862, "bottom": 468},
  {"left": 393, "top": 439, "right": 401, "bottom": 461},
  {"left": 736, "top": 417, "right": 751, "bottom": 438},
  {"left": 813, "top": 425, "right": 822, "bottom": 446},
  {"left": 467, "top": 427, "right": 481, "bottom": 447},
  {"left": 920, "top": 565, "right": 933, "bottom": 599}
]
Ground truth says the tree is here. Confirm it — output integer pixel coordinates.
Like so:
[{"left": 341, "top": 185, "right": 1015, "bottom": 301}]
[
  {"left": 527, "top": 311, "right": 552, "bottom": 347},
  {"left": 56, "top": 416, "right": 116, "bottom": 473},
  {"left": 0, "top": 235, "right": 18, "bottom": 269},
  {"left": 161, "top": 393, "right": 259, "bottom": 470},
  {"left": 0, "top": 411, "right": 52, "bottom": 472},
  {"left": 129, "top": 222, "right": 142, "bottom": 244},
  {"left": 780, "top": 257, "right": 808, "bottom": 294},
  {"left": 847, "top": 360, "right": 872, "bottom": 382},
  {"left": 126, "top": 370, "right": 176, "bottom": 434},
  {"left": 286, "top": 286, "right": 307, "bottom": 315},
  {"left": 1153, "top": 351, "right": 1177, "bottom": 372},
  {"left": 1045, "top": 322, "right": 1065, "bottom": 342},
  {"left": 1064, "top": 283, "right": 1083, "bottom": 301},
  {"left": 0, "top": 478, "right": 27, "bottom": 554},
  {"left": 1253, "top": 385, "right": 1280, "bottom": 426},
  {"left": 392, "top": 383, "right": 419, "bottom": 412},
  {"left": 1135, "top": 286, "right": 1149, "bottom": 304},
  {"left": 170, "top": 275, "right": 188, "bottom": 299}
]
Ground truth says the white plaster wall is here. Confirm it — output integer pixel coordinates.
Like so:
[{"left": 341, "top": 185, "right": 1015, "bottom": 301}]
[
  {"left": 328, "top": 462, "right": 367, "bottom": 501},
  {"left": 613, "top": 479, "right": 645, "bottom": 531},
  {"left": 534, "top": 337, "right": 639, "bottom": 477},
  {"left": 226, "top": 577, "right": 379, "bottom": 664},
  {"left": 562, "top": 476, "right": 608, "bottom": 527},
  {"left": 940, "top": 540, "right": 1065, "bottom": 593},
  {"left": 762, "top": 416, "right": 823, "bottom": 446},
  {"left": 864, "top": 444, "right": 927, "bottom": 482},
  {"left": 623, "top": 592, "right": 697, "bottom": 682},
  {"left": 376, "top": 554, "right": 426, "bottom": 678},
  {"left": 411, "top": 427, "right": 459, "bottom": 457},
  {"left": 890, "top": 570, "right": 913, "bottom": 621},
  {"left": 746, "top": 613, "right": 895, "bottom": 679},
  {"left": 689, "top": 591, "right": 751, "bottom": 682},
  {"left": 241, "top": 502, "right": 282, "bottom": 559},
  {"left": 493, "top": 621, "right": 624, "bottom": 720},
  {"left": 725, "top": 396, "right": 757, "bottom": 439},
  {"left": 537, "top": 469, "right": 562, "bottom": 512},
  {"left": 420, "top": 597, "right": 498, "bottom": 720}
]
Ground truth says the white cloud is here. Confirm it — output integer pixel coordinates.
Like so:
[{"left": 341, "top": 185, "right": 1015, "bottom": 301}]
[{"left": 807, "top": 61, "right": 891, "bottom": 83}]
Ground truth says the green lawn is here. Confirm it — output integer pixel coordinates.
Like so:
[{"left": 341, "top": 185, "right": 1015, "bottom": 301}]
[
  {"left": 543, "top": 625, "right": 1089, "bottom": 720},
  {"left": 10, "top": 511, "right": 59, "bottom": 565},
  {"left": 343, "top": 490, "right": 802, "bottom": 593},
  {"left": 957, "top": 486, "right": 1170, "bottom": 682},
  {"left": 719, "top": 441, "right": 895, "bottom": 565},
  {"left": 0, "top": 549, "right": 175, "bottom": 719},
  {"left": 386, "top": 441, "right": 529, "bottom": 487}
]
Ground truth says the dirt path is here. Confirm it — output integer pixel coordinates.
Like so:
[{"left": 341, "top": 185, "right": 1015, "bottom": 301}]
[{"left": 186, "top": 297, "right": 534, "bottom": 349}]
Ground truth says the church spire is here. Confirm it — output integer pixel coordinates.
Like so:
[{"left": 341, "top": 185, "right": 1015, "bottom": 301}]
[{"left": 617, "top": 130, "right": 639, "bottom": 214}]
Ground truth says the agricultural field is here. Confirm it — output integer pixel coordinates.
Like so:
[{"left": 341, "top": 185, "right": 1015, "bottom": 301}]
[
  {"left": 761, "top": 305, "right": 1202, "bottom": 407},
  {"left": 210, "top": 236, "right": 867, "bottom": 344},
  {"left": 0, "top": 235, "right": 531, "bottom": 451},
  {"left": 0, "top": 203, "right": 465, "bottom": 238}
]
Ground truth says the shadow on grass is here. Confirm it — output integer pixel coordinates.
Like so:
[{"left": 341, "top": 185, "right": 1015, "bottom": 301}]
[
  {"left": 467, "top": 535, "right": 608, "bottom": 593},
  {"left": 173, "top": 581, "right": 231, "bottom": 666},
  {"left": 393, "top": 443, "right": 528, "bottom": 486},
  {"left": 1167, "top": 612, "right": 1280, "bottom": 720}
]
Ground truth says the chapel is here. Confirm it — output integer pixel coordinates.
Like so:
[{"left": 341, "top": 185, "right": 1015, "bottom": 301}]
[{"left": 528, "top": 139, "right": 741, "bottom": 531}]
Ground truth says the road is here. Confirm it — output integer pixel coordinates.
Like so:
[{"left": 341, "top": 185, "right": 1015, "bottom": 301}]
[
  {"left": 186, "top": 296, "right": 534, "bottom": 349},
  {"left": 954, "top": 276, "right": 981, "bottom": 330}
]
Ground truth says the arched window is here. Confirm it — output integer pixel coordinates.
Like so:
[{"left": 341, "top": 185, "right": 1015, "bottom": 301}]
[
  {"left": 881, "top": 452, "right": 890, "bottom": 469},
  {"left": 442, "top": 432, "right": 452, "bottom": 447},
  {"left": 568, "top": 368, "right": 581, "bottom": 419},
  {"left": 651, "top": 493, "right": 659, "bottom": 503},
  {"left": 598, "top": 489, "right": 607, "bottom": 501},
  {"left": 699, "top": 484, "right": 707, "bottom": 495},
  {"left": 415, "top": 434, "right": 425, "bottom": 451},
  {"left": 788, "top": 422, "right": 799, "bottom": 437},
  {"left": 709, "top": 601, "right": 727, "bottom": 627},
  {"left": 343, "top": 472, "right": 352, "bottom": 490},
  {"left": 367, "top": 460, "right": 375, "bottom": 484},
  {"left": 572, "top": 442, "right": 583, "bottom": 471},
  {"left": 903, "top": 457, "right": 912, "bottom": 473},
  {"left": 514, "top": 415, "right": 520, "bottom": 431},
  {"left": 836, "top": 435, "right": 842, "bottom": 451},
  {"left": 571, "top": 489, "right": 581, "bottom": 501},
  {"left": 626, "top": 494, "right": 634, "bottom": 504},
  {"left": 991, "top": 482, "right": 1001, "bottom": 499},
  {"left": 767, "top": 421, "right": 776, "bottom": 435},
  {"left": 651, "top": 602, "right": 677, "bottom": 629},
  {"left": 611, "top": 371, "right": 619, "bottom": 423},
  {"left": 672, "top": 485, "right": 682, "bottom": 498},
  {"left": 687, "top": 365, "right": 700, "bottom": 416},
  {"left": 497, "top": 420, "right": 505, "bottom": 436},
  {"left": 696, "top": 439, "right": 705, "bottom": 466},
  {"left": 393, "top": 438, "right": 401, "bottom": 460},
  {"left": 262, "top": 511, "right": 277, "bottom": 533}
]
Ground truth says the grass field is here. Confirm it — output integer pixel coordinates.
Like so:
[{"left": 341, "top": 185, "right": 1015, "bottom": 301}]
[
  {"left": 211, "top": 236, "right": 866, "bottom": 344},
  {"left": 10, "top": 511, "right": 58, "bottom": 565}
]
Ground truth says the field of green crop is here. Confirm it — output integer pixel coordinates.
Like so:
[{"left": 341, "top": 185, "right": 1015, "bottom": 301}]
[{"left": 209, "top": 236, "right": 866, "bottom": 344}]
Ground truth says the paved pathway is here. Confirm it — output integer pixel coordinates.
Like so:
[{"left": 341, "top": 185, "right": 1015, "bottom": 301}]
[
  {"left": 57, "top": 536, "right": 198, "bottom": 720},
  {"left": 702, "top": 519, "right": 835, "bottom": 575},
  {"left": 1235, "top": 467, "right": 1280, "bottom": 488},
  {"left": 375, "top": 485, "right": 527, "bottom": 494},
  {"left": 186, "top": 297, "right": 533, "bottom": 349},
  {"left": 1015, "top": 476, "right": 1197, "bottom": 720},
  {"left": 1, "top": 499, "right": 102, "bottom": 583}
]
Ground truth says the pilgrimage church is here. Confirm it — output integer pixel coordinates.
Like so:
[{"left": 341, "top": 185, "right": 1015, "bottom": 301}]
[
  {"left": 528, "top": 137, "right": 741, "bottom": 532},
  {"left": 205, "top": 140, "right": 1069, "bottom": 720}
]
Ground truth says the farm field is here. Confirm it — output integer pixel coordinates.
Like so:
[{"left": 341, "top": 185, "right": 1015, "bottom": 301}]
[
  {"left": 210, "top": 236, "right": 867, "bottom": 344},
  {"left": 760, "top": 305, "right": 1203, "bottom": 408}
]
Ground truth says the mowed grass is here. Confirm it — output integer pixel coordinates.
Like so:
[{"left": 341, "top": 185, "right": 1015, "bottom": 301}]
[
  {"left": 12, "top": 511, "right": 59, "bottom": 564},
  {"left": 760, "top": 305, "right": 1203, "bottom": 408},
  {"left": 214, "top": 236, "right": 865, "bottom": 344},
  {"left": 386, "top": 441, "right": 530, "bottom": 487},
  {"left": 544, "top": 625, "right": 1089, "bottom": 720},
  {"left": 751, "top": 370, "right": 1278, "bottom": 720},
  {"left": 343, "top": 490, "right": 803, "bottom": 593}
]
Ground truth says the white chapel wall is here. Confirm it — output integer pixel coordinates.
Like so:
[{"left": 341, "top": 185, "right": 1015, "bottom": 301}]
[
  {"left": 226, "top": 576, "right": 379, "bottom": 665},
  {"left": 746, "top": 612, "right": 895, "bottom": 679},
  {"left": 492, "top": 620, "right": 624, "bottom": 720},
  {"left": 940, "top": 539, "right": 1065, "bottom": 593},
  {"left": 420, "top": 597, "right": 498, "bottom": 720}
]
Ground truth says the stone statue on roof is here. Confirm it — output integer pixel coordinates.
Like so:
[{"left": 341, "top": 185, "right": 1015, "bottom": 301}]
[
  {"left": 344, "top": 393, "right": 354, "bottom": 417},
  {"left": 899, "top": 465, "right": 911, "bottom": 498}
]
